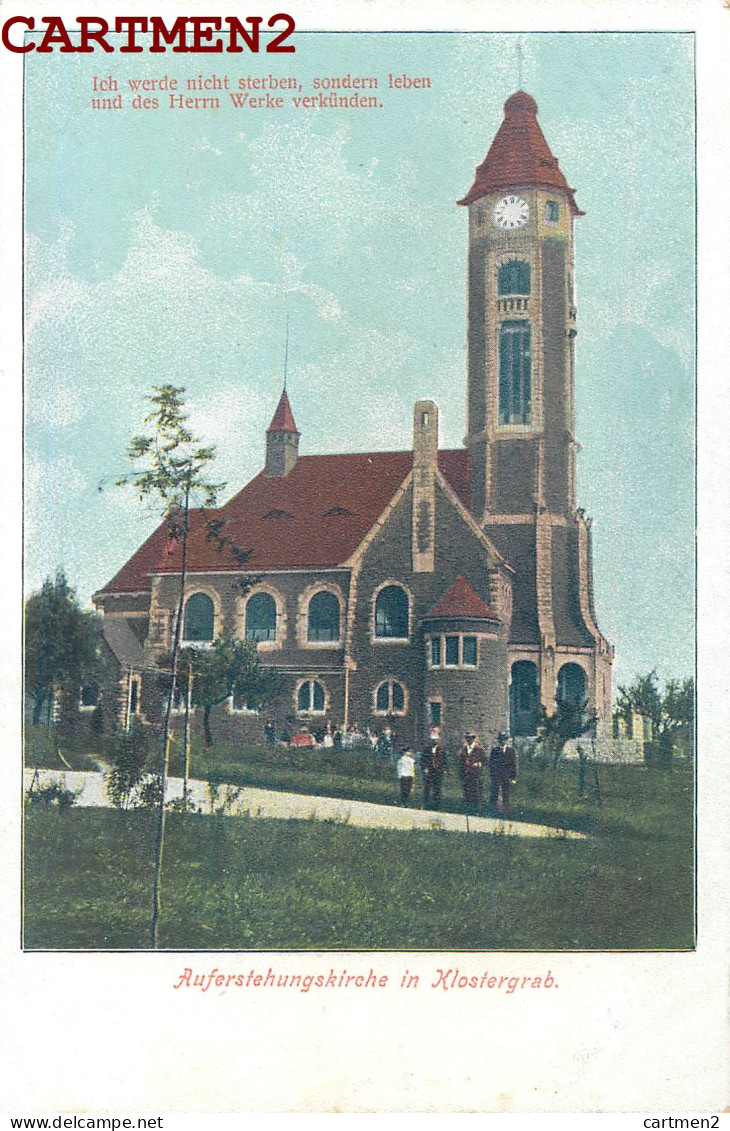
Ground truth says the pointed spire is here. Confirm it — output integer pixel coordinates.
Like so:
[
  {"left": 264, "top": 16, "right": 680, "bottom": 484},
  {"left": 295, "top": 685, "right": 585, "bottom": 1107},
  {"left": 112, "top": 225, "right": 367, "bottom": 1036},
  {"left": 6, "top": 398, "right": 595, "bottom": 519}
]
[
  {"left": 458, "top": 91, "right": 583, "bottom": 215},
  {"left": 265, "top": 389, "right": 300, "bottom": 477},
  {"left": 266, "top": 388, "right": 299, "bottom": 435}
]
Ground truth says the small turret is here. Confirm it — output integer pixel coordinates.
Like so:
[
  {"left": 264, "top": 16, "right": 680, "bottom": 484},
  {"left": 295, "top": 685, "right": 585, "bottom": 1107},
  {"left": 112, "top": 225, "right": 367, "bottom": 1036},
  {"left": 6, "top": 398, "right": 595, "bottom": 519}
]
[{"left": 265, "top": 390, "right": 300, "bottom": 478}]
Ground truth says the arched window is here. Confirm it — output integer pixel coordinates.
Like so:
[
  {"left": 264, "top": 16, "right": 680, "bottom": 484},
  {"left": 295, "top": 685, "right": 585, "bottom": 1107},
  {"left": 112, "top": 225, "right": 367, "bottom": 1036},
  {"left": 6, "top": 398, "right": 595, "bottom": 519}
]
[
  {"left": 557, "top": 663, "right": 587, "bottom": 709},
  {"left": 499, "top": 320, "right": 531, "bottom": 425},
  {"left": 374, "top": 585, "right": 409, "bottom": 639},
  {"left": 183, "top": 592, "right": 214, "bottom": 642},
  {"left": 297, "top": 680, "right": 326, "bottom": 714},
  {"left": 374, "top": 680, "right": 406, "bottom": 715},
  {"left": 510, "top": 660, "right": 540, "bottom": 736},
  {"left": 245, "top": 592, "right": 277, "bottom": 642},
  {"left": 308, "top": 591, "right": 341, "bottom": 643},
  {"left": 498, "top": 260, "right": 530, "bottom": 296}
]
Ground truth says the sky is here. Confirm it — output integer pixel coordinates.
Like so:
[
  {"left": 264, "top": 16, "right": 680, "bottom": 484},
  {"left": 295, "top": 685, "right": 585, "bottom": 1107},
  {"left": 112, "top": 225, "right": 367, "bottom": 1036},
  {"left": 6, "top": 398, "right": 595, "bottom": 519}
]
[{"left": 23, "top": 30, "right": 695, "bottom": 691}]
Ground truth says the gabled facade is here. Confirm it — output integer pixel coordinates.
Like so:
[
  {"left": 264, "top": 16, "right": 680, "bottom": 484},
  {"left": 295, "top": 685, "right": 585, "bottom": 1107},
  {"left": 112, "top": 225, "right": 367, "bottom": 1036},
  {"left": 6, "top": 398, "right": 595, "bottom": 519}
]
[{"left": 94, "top": 90, "right": 612, "bottom": 749}]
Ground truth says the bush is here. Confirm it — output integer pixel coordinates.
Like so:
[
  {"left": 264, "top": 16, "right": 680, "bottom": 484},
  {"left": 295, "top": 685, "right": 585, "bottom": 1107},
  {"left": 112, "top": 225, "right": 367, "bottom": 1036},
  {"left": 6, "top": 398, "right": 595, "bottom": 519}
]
[
  {"left": 106, "top": 727, "right": 154, "bottom": 808},
  {"left": 644, "top": 733, "right": 675, "bottom": 770},
  {"left": 25, "top": 778, "right": 79, "bottom": 809}
]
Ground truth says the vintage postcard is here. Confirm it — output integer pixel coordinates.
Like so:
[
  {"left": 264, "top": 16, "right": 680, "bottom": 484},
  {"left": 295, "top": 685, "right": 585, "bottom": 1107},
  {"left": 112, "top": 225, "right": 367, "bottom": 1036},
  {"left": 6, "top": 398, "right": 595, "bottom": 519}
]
[{"left": 3, "top": 0, "right": 728, "bottom": 1115}]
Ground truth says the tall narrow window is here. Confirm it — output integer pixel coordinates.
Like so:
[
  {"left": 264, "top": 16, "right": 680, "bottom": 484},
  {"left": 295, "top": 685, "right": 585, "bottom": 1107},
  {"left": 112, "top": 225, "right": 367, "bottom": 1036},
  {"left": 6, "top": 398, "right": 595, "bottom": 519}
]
[
  {"left": 498, "top": 260, "right": 530, "bottom": 295},
  {"left": 183, "top": 592, "right": 214, "bottom": 642},
  {"left": 245, "top": 592, "right": 277, "bottom": 642},
  {"left": 499, "top": 320, "right": 532, "bottom": 425},
  {"left": 307, "top": 591, "right": 340, "bottom": 643},
  {"left": 510, "top": 660, "right": 540, "bottom": 737},
  {"left": 462, "top": 636, "right": 478, "bottom": 667},
  {"left": 557, "top": 663, "right": 587, "bottom": 709},
  {"left": 444, "top": 636, "right": 459, "bottom": 666},
  {"left": 374, "top": 585, "right": 409, "bottom": 639}
]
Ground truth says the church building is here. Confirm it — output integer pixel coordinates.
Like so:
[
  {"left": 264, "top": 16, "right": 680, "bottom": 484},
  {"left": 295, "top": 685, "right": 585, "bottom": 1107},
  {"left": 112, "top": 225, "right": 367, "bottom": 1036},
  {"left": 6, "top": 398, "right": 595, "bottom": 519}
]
[{"left": 94, "top": 91, "right": 613, "bottom": 752}]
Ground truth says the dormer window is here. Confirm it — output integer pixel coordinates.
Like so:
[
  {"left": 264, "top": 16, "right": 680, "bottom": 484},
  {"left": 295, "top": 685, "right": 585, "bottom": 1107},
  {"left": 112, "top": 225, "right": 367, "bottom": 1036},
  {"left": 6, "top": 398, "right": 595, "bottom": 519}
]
[
  {"left": 262, "top": 509, "right": 294, "bottom": 520},
  {"left": 323, "top": 506, "right": 353, "bottom": 518}
]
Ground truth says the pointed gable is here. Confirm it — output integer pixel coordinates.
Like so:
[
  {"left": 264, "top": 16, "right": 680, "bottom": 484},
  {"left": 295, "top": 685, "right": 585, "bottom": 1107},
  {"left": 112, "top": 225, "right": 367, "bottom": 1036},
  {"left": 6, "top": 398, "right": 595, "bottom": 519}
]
[
  {"left": 458, "top": 91, "right": 583, "bottom": 215},
  {"left": 266, "top": 389, "right": 299, "bottom": 434},
  {"left": 425, "top": 575, "right": 500, "bottom": 622}
]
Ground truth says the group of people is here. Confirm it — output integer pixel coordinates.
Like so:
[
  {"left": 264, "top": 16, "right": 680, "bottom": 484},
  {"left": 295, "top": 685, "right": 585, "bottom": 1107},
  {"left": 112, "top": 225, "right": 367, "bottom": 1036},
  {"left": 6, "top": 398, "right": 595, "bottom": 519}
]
[
  {"left": 264, "top": 719, "right": 395, "bottom": 755},
  {"left": 264, "top": 716, "right": 517, "bottom": 815},
  {"left": 396, "top": 728, "right": 518, "bottom": 814}
]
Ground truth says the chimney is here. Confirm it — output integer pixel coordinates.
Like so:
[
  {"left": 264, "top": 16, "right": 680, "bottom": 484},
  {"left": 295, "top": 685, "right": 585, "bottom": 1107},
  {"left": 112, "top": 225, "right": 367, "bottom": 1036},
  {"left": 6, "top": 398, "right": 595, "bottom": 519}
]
[
  {"left": 265, "top": 389, "right": 300, "bottom": 477},
  {"left": 412, "top": 399, "right": 438, "bottom": 572}
]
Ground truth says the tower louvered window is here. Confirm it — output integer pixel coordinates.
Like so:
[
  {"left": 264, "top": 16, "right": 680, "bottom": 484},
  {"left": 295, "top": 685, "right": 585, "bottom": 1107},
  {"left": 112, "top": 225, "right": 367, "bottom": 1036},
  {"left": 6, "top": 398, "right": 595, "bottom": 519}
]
[
  {"left": 499, "top": 320, "right": 532, "bottom": 425},
  {"left": 498, "top": 260, "right": 530, "bottom": 295}
]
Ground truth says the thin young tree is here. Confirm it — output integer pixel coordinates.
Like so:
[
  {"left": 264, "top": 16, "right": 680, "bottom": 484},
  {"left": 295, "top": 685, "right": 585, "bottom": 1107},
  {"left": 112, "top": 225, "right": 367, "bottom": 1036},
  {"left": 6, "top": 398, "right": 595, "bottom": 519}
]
[{"left": 116, "top": 384, "right": 224, "bottom": 948}]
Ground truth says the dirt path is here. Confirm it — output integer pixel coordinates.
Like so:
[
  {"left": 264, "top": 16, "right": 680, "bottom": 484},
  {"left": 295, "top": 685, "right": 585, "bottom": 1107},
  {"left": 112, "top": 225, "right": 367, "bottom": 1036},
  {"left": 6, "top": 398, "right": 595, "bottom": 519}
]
[{"left": 23, "top": 768, "right": 587, "bottom": 839}]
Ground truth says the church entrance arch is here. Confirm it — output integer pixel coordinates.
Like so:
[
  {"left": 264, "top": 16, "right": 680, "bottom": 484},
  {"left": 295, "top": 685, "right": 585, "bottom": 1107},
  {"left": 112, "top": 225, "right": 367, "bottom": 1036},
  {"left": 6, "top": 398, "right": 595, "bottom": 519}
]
[
  {"left": 557, "top": 663, "right": 587, "bottom": 709},
  {"left": 510, "top": 660, "right": 539, "bottom": 736}
]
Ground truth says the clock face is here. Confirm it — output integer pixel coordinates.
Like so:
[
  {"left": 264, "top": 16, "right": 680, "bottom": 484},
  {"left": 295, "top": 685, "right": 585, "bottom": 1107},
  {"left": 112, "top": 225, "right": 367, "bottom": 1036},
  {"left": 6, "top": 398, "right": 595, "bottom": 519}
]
[{"left": 493, "top": 195, "right": 530, "bottom": 231}]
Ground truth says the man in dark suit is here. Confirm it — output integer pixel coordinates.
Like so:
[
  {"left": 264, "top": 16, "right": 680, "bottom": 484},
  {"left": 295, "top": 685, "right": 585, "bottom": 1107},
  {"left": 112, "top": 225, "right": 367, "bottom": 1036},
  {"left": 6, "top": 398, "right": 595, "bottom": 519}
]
[
  {"left": 459, "top": 731, "right": 486, "bottom": 814},
  {"left": 420, "top": 731, "right": 448, "bottom": 810},
  {"left": 489, "top": 732, "right": 518, "bottom": 813}
]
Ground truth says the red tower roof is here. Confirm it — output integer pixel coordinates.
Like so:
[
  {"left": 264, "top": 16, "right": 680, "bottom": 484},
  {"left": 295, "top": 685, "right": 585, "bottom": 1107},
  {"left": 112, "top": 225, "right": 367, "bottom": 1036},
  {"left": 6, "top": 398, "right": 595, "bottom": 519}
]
[
  {"left": 425, "top": 575, "right": 500, "bottom": 622},
  {"left": 458, "top": 90, "right": 583, "bottom": 215},
  {"left": 266, "top": 389, "right": 299, "bottom": 434}
]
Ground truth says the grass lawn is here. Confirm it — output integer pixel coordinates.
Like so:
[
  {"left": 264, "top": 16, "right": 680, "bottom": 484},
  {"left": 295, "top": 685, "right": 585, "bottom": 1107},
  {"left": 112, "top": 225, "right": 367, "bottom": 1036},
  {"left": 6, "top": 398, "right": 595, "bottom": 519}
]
[{"left": 23, "top": 760, "right": 694, "bottom": 951}]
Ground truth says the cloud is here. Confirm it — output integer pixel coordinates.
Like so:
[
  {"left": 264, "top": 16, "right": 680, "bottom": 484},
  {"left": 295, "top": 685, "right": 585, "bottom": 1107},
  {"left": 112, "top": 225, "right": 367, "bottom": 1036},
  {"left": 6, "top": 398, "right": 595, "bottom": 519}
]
[
  {"left": 25, "top": 209, "right": 343, "bottom": 437},
  {"left": 25, "top": 223, "right": 92, "bottom": 340},
  {"left": 188, "top": 385, "right": 269, "bottom": 493}
]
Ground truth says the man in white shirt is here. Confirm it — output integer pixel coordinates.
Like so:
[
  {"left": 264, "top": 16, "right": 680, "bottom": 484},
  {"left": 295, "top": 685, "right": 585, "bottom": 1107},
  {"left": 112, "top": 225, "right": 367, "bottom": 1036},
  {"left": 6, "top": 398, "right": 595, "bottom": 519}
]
[{"left": 396, "top": 748, "right": 416, "bottom": 804}]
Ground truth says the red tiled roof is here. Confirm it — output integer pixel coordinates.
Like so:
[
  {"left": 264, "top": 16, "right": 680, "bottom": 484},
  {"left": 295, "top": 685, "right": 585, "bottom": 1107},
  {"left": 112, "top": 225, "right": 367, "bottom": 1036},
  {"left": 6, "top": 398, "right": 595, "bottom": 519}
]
[
  {"left": 96, "top": 508, "right": 215, "bottom": 596},
  {"left": 424, "top": 575, "right": 500, "bottom": 621},
  {"left": 97, "top": 449, "right": 471, "bottom": 595},
  {"left": 266, "top": 389, "right": 299, "bottom": 434},
  {"left": 458, "top": 91, "right": 583, "bottom": 215}
]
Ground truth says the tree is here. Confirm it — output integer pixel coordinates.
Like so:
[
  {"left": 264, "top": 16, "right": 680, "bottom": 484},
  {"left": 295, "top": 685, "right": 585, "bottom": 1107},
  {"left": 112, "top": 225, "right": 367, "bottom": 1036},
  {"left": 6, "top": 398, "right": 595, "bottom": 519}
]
[
  {"left": 663, "top": 677, "right": 695, "bottom": 757},
  {"left": 615, "top": 670, "right": 663, "bottom": 735},
  {"left": 25, "top": 570, "right": 102, "bottom": 727},
  {"left": 116, "top": 385, "right": 226, "bottom": 948},
  {"left": 616, "top": 671, "right": 695, "bottom": 764},
  {"left": 536, "top": 699, "right": 597, "bottom": 770},
  {"left": 179, "top": 635, "right": 279, "bottom": 749}
]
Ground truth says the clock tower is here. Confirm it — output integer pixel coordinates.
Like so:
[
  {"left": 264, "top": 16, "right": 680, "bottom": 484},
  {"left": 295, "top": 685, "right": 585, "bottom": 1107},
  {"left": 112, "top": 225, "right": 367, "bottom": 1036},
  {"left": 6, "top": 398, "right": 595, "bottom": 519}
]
[{"left": 459, "top": 91, "right": 613, "bottom": 731}]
